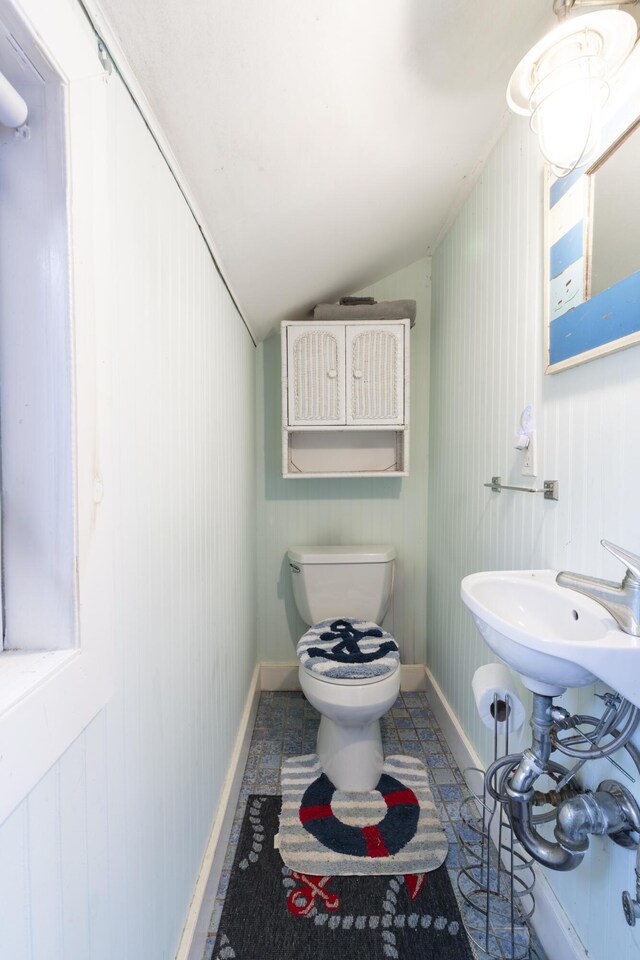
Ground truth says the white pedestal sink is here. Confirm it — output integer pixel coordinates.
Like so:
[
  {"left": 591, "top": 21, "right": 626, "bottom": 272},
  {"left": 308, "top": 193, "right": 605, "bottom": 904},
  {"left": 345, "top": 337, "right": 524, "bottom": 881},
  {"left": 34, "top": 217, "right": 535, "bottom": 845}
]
[{"left": 461, "top": 569, "right": 640, "bottom": 705}]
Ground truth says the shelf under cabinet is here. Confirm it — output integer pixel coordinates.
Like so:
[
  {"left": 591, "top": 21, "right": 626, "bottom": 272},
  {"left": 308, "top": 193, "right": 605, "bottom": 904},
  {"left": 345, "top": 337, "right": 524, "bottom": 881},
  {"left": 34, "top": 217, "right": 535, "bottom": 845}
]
[{"left": 283, "top": 427, "right": 408, "bottom": 478}]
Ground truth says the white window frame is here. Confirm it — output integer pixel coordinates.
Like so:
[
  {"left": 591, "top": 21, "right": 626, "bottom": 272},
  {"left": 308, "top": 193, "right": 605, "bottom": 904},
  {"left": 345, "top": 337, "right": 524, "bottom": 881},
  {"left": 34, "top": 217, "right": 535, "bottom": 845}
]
[{"left": 0, "top": 0, "right": 113, "bottom": 824}]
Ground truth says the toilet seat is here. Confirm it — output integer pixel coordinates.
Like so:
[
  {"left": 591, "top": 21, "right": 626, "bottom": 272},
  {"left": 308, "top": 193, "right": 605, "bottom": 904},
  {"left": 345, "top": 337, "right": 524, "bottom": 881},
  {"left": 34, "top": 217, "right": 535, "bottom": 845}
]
[
  {"left": 297, "top": 617, "right": 400, "bottom": 683},
  {"left": 301, "top": 665, "right": 399, "bottom": 685}
]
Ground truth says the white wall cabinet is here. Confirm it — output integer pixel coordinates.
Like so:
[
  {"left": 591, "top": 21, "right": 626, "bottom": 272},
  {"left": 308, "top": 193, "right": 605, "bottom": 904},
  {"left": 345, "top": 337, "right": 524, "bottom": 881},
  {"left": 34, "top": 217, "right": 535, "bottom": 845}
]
[{"left": 282, "top": 318, "right": 410, "bottom": 477}]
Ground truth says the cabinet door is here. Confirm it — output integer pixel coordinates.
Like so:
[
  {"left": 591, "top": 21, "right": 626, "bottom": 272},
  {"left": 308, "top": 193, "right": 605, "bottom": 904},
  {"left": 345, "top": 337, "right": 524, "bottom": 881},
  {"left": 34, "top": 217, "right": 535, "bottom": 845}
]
[
  {"left": 346, "top": 324, "right": 404, "bottom": 425},
  {"left": 287, "top": 324, "right": 346, "bottom": 426}
]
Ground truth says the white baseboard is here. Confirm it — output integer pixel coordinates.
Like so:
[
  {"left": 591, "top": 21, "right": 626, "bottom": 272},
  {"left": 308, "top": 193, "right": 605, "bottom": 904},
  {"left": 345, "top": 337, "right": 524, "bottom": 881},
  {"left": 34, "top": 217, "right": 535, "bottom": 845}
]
[
  {"left": 260, "top": 661, "right": 427, "bottom": 692},
  {"left": 260, "top": 662, "right": 299, "bottom": 691},
  {"left": 176, "top": 663, "right": 261, "bottom": 960},
  {"left": 400, "top": 663, "right": 428, "bottom": 690},
  {"left": 423, "top": 667, "right": 587, "bottom": 960}
]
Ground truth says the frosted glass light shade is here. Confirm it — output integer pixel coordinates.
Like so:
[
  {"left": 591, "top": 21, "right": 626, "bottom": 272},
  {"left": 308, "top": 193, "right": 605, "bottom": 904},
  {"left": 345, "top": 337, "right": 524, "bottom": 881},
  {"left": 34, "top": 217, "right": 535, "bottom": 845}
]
[
  {"left": 507, "top": 10, "right": 637, "bottom": 177},
  {"left": 530, "top": 50, "right": 609, "bottom": 175}
]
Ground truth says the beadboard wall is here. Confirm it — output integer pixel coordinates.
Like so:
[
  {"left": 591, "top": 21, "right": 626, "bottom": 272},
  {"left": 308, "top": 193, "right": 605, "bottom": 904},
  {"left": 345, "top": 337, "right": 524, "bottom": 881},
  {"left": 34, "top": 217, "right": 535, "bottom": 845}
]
[
  {"left": 0, "top": 35, "right": 256, "bottom": 960},
  {"left": 256, "top": 260, "right": 430, "bottom": 664},
  {"left": 429, "top": 116, "right": 640, "bottom": 959}
]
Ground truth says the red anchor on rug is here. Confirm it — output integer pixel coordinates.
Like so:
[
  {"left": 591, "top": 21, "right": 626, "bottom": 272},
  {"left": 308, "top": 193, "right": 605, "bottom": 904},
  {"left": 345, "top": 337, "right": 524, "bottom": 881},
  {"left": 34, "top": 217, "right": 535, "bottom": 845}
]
[
  {"left": 404, "top": 872, "right": 426, "bottom": 899},
  {"left": 287, "top": 872, "right": 341, "bottom": 916}
]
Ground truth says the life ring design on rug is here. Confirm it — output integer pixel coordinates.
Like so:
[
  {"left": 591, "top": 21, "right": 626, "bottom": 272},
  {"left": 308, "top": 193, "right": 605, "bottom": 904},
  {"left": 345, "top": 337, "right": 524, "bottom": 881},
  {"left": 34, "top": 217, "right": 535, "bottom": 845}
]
[{"left": 299, "top": 772, "right": 419, "bottom": 858}]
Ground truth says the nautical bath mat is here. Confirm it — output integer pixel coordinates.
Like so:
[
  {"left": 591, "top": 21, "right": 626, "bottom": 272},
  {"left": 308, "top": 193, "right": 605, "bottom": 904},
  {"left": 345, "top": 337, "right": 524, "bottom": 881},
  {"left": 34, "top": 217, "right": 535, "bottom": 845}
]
[
  {"left": 278, "top": 754, "right": 448, "bottom": 876},
  {"left": 212, "top": 795, "right": 473, "bottom": 960}
]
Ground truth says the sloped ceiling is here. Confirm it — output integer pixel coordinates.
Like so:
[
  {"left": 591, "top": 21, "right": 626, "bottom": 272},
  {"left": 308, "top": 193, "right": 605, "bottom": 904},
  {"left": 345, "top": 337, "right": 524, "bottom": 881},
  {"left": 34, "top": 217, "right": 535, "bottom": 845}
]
[{"left": 93, "top": 0, "right": 554, "bottom": 341}]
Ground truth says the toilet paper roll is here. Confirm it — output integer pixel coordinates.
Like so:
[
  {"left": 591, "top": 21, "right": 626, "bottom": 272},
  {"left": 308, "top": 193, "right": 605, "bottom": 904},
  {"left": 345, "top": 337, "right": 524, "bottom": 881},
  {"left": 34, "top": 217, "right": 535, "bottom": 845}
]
[{"left": 472, "top": 663, "right": 526, "bottom": 735}]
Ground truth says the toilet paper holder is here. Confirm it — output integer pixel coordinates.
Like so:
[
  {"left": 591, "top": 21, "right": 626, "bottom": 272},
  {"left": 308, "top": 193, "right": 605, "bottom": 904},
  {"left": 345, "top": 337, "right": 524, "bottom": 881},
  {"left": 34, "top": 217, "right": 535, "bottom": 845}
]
[{"left": 456, "top": 689, "right": 536, "bottom": 960}]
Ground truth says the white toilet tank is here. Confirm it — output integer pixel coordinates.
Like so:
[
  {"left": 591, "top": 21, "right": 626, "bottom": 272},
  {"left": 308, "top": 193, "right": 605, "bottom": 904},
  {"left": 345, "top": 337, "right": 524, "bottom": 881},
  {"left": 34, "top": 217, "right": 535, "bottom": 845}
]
[{"left": 287, "top": 545, "right": 396, "bottom": 625}]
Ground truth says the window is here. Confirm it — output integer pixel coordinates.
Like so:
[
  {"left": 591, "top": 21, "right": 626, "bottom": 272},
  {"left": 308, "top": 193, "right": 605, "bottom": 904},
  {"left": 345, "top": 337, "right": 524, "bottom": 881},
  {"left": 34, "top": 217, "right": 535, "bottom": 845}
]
[{"left": 0, "top": 0, "right": 112, "bottom": 823}]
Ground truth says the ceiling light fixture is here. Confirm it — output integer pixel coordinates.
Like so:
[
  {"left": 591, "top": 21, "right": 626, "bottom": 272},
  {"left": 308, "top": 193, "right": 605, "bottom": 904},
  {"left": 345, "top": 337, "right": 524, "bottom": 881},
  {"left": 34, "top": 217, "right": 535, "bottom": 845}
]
[{"left": 507, "top": 1, "right": 638, "bottom": 177}]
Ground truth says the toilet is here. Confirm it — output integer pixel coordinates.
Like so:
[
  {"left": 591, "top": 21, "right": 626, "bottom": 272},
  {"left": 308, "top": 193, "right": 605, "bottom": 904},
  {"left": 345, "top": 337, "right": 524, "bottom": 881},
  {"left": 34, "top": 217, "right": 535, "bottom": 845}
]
[{"left": 288, "top": 545, "right": 400, "bottom": 792}]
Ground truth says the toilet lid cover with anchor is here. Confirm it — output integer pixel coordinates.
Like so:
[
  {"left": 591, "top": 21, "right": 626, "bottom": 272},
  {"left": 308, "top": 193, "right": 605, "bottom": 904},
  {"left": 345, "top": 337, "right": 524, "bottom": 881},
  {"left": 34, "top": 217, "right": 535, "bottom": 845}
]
[{"left": 297, "top": 617, "right": 399, "bottom": 681}]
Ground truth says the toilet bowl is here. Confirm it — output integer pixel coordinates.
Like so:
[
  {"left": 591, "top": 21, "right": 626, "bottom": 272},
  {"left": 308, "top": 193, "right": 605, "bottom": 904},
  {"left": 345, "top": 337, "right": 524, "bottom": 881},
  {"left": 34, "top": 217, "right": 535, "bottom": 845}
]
[{"left": 288, "top": 545, "right": 399, "bottom": 792}]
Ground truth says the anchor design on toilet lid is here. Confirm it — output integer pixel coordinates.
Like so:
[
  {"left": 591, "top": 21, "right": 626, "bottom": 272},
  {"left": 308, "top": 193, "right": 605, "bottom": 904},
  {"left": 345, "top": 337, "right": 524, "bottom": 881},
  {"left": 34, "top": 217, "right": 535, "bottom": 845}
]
[
  {"left": 307, "top": 619, "right": 397, "bottom": 665},
  {"left": 297, "top": 617, "right": 400, "bottom": 681}
]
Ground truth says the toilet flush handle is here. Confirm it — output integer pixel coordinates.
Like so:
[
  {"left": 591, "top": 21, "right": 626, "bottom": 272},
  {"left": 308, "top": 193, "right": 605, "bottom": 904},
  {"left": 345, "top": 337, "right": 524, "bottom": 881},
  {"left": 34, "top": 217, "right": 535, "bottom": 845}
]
[{"left": 289, "top": 563, "right": 301, "bottom": 573}]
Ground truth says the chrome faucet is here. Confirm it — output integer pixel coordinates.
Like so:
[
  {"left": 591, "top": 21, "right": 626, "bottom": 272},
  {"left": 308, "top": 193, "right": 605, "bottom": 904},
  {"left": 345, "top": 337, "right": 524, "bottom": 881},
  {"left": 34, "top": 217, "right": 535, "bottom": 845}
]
[{"left": 556, "top": 540, "right": 640, "bottom": 638}]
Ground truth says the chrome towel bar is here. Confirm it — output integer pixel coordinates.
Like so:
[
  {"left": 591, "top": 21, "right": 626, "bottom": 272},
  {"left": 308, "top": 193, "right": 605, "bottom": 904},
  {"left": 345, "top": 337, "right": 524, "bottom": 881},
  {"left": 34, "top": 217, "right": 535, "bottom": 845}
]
[{"left": 484, "top": 476, "right": 559, "bottom": 501}]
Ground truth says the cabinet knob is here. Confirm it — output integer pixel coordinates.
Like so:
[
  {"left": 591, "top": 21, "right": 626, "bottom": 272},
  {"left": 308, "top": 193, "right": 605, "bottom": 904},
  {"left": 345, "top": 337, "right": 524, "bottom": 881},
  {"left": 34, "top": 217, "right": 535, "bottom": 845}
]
[
  {"left": 353, "top": 369, "right": 363, "bottom": 379},
  {"left": 327, "top": 369, "right": 338, "bottom": 379}
]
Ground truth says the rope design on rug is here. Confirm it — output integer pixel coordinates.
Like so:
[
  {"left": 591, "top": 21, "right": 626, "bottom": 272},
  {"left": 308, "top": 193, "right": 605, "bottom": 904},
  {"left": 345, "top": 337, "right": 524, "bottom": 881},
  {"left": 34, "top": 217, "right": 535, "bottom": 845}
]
[
  {"left": 215, "top": 870, "right": 461, "bottom": 960},
  {"left": 238, "top": 796, "right": 266, "bottom": 871},
  {"left": 280, "top": 867, "right": 461, "bottom": 960}
]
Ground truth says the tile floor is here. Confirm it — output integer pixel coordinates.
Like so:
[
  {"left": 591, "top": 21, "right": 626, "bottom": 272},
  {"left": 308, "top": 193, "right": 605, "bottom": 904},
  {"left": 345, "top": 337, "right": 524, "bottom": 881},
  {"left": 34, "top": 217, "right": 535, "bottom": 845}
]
[{"left": 203, "top": 690, "right": 546, "bottom": 960}]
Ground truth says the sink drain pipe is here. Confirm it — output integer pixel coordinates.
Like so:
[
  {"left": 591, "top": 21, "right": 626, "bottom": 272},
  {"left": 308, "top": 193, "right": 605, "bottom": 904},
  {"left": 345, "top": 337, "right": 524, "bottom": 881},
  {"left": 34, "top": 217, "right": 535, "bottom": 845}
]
[{"left": 506, "top": 694, "right": 640, "bottom": 872}]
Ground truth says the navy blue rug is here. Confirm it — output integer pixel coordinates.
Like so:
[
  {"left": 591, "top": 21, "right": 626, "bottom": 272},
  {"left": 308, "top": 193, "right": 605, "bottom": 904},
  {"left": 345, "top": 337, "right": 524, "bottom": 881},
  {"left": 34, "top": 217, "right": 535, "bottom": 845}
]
[{"left": 212, "top": 795, "right": 474, "bottom": 960}]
